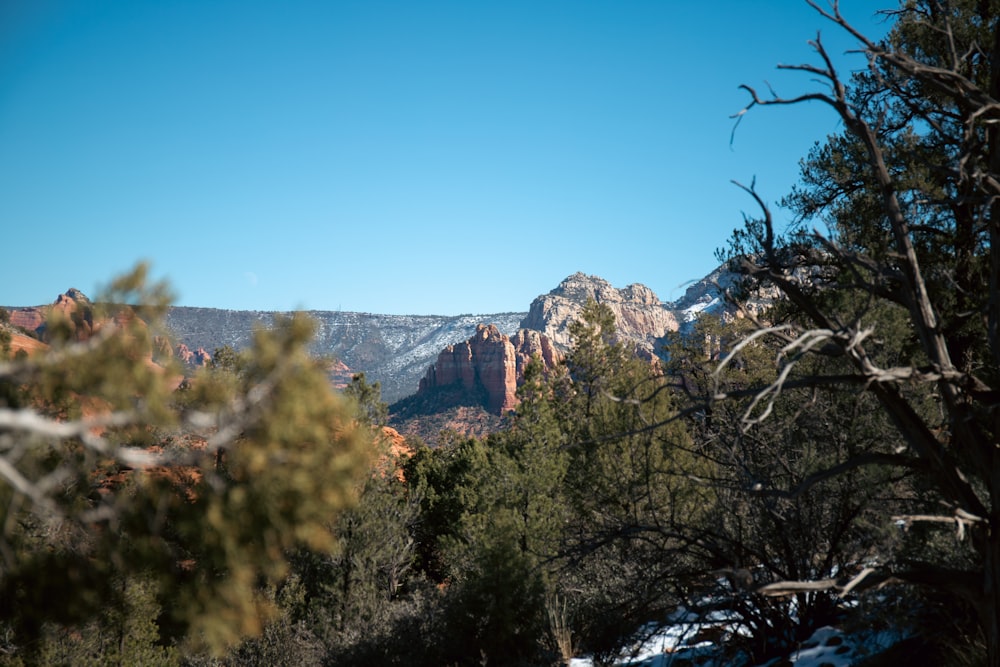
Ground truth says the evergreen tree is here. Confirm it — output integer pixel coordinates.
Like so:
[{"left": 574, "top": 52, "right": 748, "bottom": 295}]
[
  {"left": 724, "top": 1, "right": 1000, "bottom": 662},
  {"left": 0, "top": 265, "right": 372, "bottom": 660},
  {"left": 344, "top": 372, "right": 389, "bottom": 429},
  {"left": 543, "top": 301, "right": 702, "bottom": 661}
]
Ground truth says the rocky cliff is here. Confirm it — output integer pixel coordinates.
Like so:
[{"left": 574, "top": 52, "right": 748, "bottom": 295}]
[{"left": 417, "top": 324, "right": 560, "bottom": 415}]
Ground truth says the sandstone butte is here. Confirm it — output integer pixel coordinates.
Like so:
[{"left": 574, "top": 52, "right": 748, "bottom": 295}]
[
  {"left": 417, "top": 323, "right": 562, "bottom": 415},
  {"left": 174, "top": 343, "right": 212, "bottom": 368}
]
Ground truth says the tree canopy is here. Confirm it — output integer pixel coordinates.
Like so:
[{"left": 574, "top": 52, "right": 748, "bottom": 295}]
[
  {"left": 722, "top": 0, "right": 1000, "bottom": 663},
  {"left": 0, "top": 265, "right": 372, "bottom": 661}
]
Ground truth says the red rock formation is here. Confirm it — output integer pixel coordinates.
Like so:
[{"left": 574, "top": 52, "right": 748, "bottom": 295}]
[
  {"left": 377, "top": 426, "right": 413, "bottom": 481},
  {"left": 8, "top": 289, "right": 95, "bottom": 341},
  {"left": 418, "top": 324, "right": 560, "bottom": 415},
  {"left": 7, "top": 289, "right": 184, "bottom": 388},
  {"left": 511, "top": 328, "right": 562, "bottom": 382},
  {"left": 175, "top": 343, "right": 212, "bottom": 368},
  {"left": 327, "top": 359, "right": 354, "bottom": 389},
  {"left": 419, "top": 324, "right": 518, "bottom": 414}
]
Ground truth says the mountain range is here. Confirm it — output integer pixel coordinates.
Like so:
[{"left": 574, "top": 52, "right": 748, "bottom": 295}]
[
  {"left": 165, "top": 267, "right": 737, "bottom": 401},
  {"left": 4, "top": 266, "right": 744, "bottom": 440}
]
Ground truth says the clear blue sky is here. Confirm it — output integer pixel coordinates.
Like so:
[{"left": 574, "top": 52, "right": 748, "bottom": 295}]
[{"left": 0, "top": 0, "right": 889, "bottom": 315}]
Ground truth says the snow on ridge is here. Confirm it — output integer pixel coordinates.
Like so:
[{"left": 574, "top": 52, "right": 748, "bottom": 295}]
[
  {"left": 682, "top": 296, "right": 721, "bottom": 322},
  {"left": 380, "top": 313, "right": 524, "bottom": 375}
]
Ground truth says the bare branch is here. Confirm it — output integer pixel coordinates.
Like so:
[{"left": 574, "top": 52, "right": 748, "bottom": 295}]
[{"left": 757, "top": 566, "right": 877, "bottom": 597}]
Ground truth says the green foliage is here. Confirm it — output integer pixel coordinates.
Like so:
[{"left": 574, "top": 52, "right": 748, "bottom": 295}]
[
  {"left": 669, "top": 316, "right": 910, "bottom": 661},
  {"left": 551, "top": 302, "right": 705, "bottom": 656},
  {"left": 404, "top": 433, "right": 487, "bottom": 583},
  {"left": 719, "top": 1, "right": 1000, "bottom": 661},
  {"left": 208, "top": 344, "right": 247, "bottom": 377},
  {"left": 0, "top": 265, "right": 372, "bottom": 661},
  {"left": 344, "top": 372, "right": 389, "bottom": 428},
  {"left": 29, "top": 575, "right": 181, "bottom": 667}
]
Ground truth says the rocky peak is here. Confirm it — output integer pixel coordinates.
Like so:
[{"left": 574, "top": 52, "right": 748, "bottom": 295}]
[
  {"left": 8, "top": 288, "right": 93, "bottom": 335},
  {"left": 418, "top": 323, "right": 518, "bottom": 414},
  {"left": 520, "top": 273, "right": 679, "bottom": 353},
  {"left": 63, "top": 288, "right": 91, "bottom": 304}
]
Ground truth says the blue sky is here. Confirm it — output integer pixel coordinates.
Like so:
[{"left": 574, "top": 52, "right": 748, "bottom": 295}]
[{"left": 1, "top": 1, "right": 889, "bottom": 315}]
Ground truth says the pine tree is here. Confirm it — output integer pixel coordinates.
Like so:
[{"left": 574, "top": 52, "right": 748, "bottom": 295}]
[{"left": 723, "top": 1, "right": 1000, "bottom": 662}]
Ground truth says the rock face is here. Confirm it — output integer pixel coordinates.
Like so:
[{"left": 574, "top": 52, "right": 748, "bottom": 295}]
[
  {"left": 511, "top": 328, "right": 561, "bottom": 380},
  {"left": 417, "top": 324, "right": 562, "bottom": 415},
  {"left": 175, "top": 343, "right": 212, "bottom": 368},
  {"left": 419, "top": 324, "right": 519, "bottom": 414},
  {"left": 520, "top": 272, "right": 680, "bottom": 355}
]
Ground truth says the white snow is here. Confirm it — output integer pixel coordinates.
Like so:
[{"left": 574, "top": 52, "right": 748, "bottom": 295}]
[
  {"left": 568, "top": 621, "right": 903, "bottom": 667},
  {"left": 682, "top": 297, "right": 721, "bottom": 322}
]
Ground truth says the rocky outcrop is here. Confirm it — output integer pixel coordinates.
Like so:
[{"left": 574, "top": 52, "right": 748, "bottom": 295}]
[
  {"left": 377, "top": 426, "right": 414, "bottom": 482},
  {"left": 419, "top": 324, "right": 519, "bottom": 414},
  {"left": 6, "top": 290, "right": 184, "bottom": 388},
  {"left": 327, "top": 359, "right": 354, "bottom": 389},
  {"left": 520, "top": 272, "right": 680, "bottom": 354},
  {"left": 511, "top": 328, "right": 561, "bottom": 380},
  {"left": 8, "top": 288, "right": 94, "bottom": 340},
  {"left": 416, "top": 324, "right": 563, "bottom": 415},
  {"left": 175, "top": 343, "right": 212, "bottom": 368}
]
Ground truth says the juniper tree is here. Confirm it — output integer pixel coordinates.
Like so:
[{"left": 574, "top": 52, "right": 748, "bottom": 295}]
[
  {"left": 0, "top": 265, "right": 371, "bottom": 659},
  {"left": 722, "top": 1, "right": 1000, "bottom": 662}
]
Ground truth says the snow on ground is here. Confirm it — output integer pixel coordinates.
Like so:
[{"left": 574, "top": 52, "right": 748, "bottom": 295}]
[{"left": 569, "top": 622, "right": 903, "bottom": 667}]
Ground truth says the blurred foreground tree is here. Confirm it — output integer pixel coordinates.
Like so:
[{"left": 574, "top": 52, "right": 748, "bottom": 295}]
[{"left": 0, "top": 264, "right": 371, "bottom": 661}]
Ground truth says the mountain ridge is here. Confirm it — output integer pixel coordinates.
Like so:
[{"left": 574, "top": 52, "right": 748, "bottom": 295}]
[{"left": 6, "top": 266, "right": 744, "bottom": 405}]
